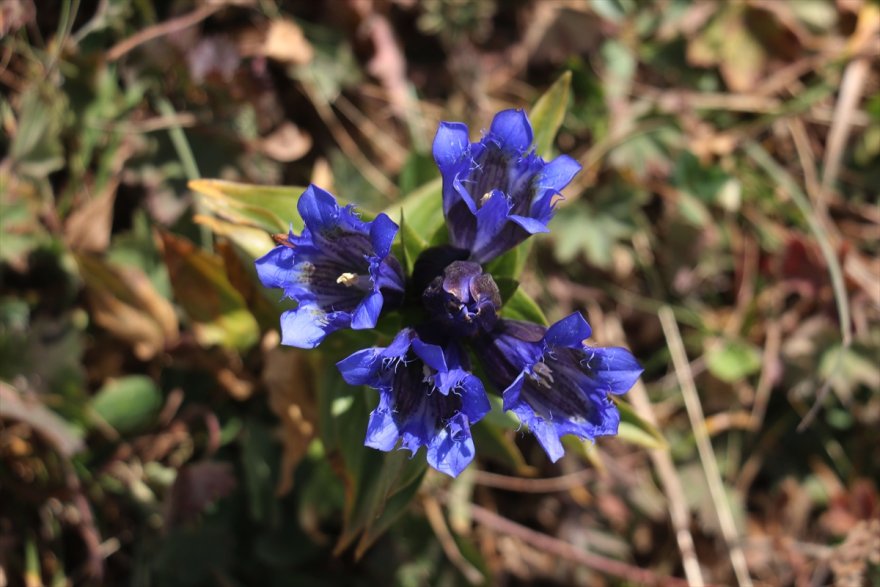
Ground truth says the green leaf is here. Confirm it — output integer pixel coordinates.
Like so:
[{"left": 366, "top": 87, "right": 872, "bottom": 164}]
[
  {"left": 530, "top": 71, "right": 572, "bottom": 158},
  {"left": 318, "top": 366, "right": 427, "bottom": 558},
  {"left": 500, "top": 288, "right": 548, "bottom": 325},
  {"left": 188, "top": 179, "right": 307, "bottom": 233},
  {"left": 614, "top": 398, "right": 667, "bottom": 450},
  {"left": 160, "top": 232, "right": 260, "bottom": 351},
  {"left": 392, "top": 210, "right": 429, "bottom": 276},
  {"left": 382, "top": 177, "right": 444, "bottom": 239},
  {"left": 90, "top": 376, "right": 162, "bottom": 435},
  {"left": 705, "top": 338, "right": 762, "bottom": 383},
  {"left": 471, "top": 419, "right": 530, "bottom": 473},
  {"left": 320, "top": 362, "right": 427, "bottom": 557}
]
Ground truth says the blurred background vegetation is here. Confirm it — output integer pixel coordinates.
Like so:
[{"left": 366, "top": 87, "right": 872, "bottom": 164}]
[{"left": 1, "top": 0, "right": 878, "bottom": 586}]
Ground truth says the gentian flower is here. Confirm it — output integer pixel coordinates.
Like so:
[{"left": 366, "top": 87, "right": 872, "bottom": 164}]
[
  {"left": 337, "top": 329, "right": 491, "bottom": 477},
  {"left": 257, "top": 106, "right": 643, "bottom": 479},
  {"left": 432, "top": 109, "right": 582, "bottom": 263},
  {"left": 422, "top": 259, "right": 501, "bottom": 337},
  {"left": 476, "top": 313, "right": 643, "bottom": 462},
  {"left": 255, "top": 185, "right": 404, "bottom": 349}
]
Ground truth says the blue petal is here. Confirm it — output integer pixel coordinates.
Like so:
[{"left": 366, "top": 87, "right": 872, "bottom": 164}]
[
  {"left": 369, "top": 213, "right": 399, "bottom": 258},
  {"left": 526, "top": 417, "right": 565, "bottom": 463},
  {"left": 488, "top": 109, "right": 533, "bottom": 155},
  {"left": 589, "top": 347, "right": 644, "bottom": 394},
  {"left": 412, "top": 339, "right": 448, "bottom": 375},
  {"left": 509, "top": 214, "right": 550, "bottom": 235},
  {"left": 427, "top": 413, "right": 476, "bottom": 477},
  {"left": 365, "top": 406, "right": 400, "bottom": 451},
  {"left": 433, "top": 122, "right": 471, "bottom": 170},
  {"left": 350, "top": 290, "right": 383, "bottom": 330},
  {"left": 254, "top": 246, "right": 297, "bottom": 290},
  {"left": 337, "top": 347, "right": 382, "bottom": 386},
  {"left": 297, "top": 185, "right": 340, "bottom": 232},
  {"left": 279, "top": 306, "right": 336, "bottom": 349},
  {"left": 536, "top": 155, "right": 581, "bottom": 192},
  {"left": 544, "top": 312, "right": 592, "bottom": 349},
  {"left": 457, "top": 374, "right": 491, "bottom": 422}
]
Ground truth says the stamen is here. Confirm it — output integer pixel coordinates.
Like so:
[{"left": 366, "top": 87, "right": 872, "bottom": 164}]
[
  {"left": 336, "top": 272, "right": 360, "bottom": 287},
  {"left": 528, "top": 362, "right": 555, "bottom": 389},
  {"left": 480, "top": 192, "right": 493, "bottom": 206}
]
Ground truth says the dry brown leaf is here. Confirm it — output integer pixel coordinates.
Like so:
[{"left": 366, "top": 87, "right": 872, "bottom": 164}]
[
  {"left": 258, "top": 122, "right": 312, "bottom": 162},
  {"left": 258, "top": 19, "right": 313, "bottom": 65},
  {"left": 64, "top": 144, "right": 133, "bottom": 253},
  {"left": 262, "top": 344, "right": 316, "bottom": 496},
  {"left": 0, "top": 382, "right": 84, "bottom": 457},
  {"left": 64, "top": 178, "right": 119, "bottom": 253},
  {"left": 77, "top": 255, "right": 179, "bottom": 360}
]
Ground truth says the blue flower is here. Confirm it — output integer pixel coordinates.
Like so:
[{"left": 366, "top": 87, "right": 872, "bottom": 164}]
[
  {"left": 337, "top": 329, "right": 491, "bottom": 477},
  {"left": 432, "top": 109, "right": 582, "bottom": 263},
  {"left": 476, "top": 313, "right": 643, "bottom": 462},
  {"left": 255, "top": 185, "right": 404, "bottom": 349},
  {"left": 422, "top": 259, "right": 501, "bottom": 337}
]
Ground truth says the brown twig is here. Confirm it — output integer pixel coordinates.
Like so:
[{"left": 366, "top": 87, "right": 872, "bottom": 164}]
[
  {"left": 659, "top": 306, "right": 754, "bottom": 587},
  {"left": 423, "top": 495, "right": 484, "bottom": 585},
  {"left": 472, "top": 469, "right": 594, "bottom": 493},
  {"left": 106, "top": 3, "right": 224, "bottom": 62},
  {"left": 444, "top": 494, "right": 691, "bottom": 587}
]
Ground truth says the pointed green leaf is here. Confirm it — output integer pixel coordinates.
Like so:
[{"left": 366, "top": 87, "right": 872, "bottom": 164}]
[
  {"left": 160, "top": 232, "right": 260, "bottom": 350},
  {"left": 614, "top": 398, "right": 667, "bottom": 450},
  {"left": 500, "top": 288, "right": 548, "bottom": 325},
  {"left": 392, "top": 209, "right": 429, "bottom": 276},
  {"left": 382, "top": 177, "right": 444, "bottom": 238},
  {"left": 530, "top": 71, "right": 572, "bottom": 158},
  {"left": 188, "top": 179, "right": 308, "bottom": 233}
]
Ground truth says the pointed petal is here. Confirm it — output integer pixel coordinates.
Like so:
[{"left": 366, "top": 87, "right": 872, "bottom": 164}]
[
  {"left": 412, "top": 338, "right": 448, "bottom": 375},
  {"left": 536, "top": 155, "right": 581, "bottom": 192},
  {"left": 433, "top": 122, "right": 471, "bottom": 170},
  {"left": 509, "top": 214, "right": 550, "bottom": 235},
  {"left": 297, "top": 185, "right": 340, "bottom": 232},
  {"left": 544, "top": 313, "right": 592, "bottom": 349},
  {"left": 365, "top": 406, "right": 400, "bottom": 451},
  {"left": 350, "top": 290, "right": 383, "bottom": 330},
  {"left": 528, "top": 417, "right": 565, "bottom": 462},
  {"left": 279, "top": 306, "right": 335, "bottom": 349},
  {"left": 337, "top": 347, "right": 382, "bottom": 386},
  {"left": 254, "top": 245, "right": 297, "bottom": 290},
  {"left": 457, "top": 374, "right": 491, "bottom": 422},
  {"left": 369, "top": 213, "right": 399, "bottom": 258},
  {"left": 589, "top": 347, "right": 643, "bottom": 394},
  {"left": 427, "top": 413, "right": 475, "bottom": 477},
  {"left": 488, "top": 109, "right": 533, "bottom": 154}
]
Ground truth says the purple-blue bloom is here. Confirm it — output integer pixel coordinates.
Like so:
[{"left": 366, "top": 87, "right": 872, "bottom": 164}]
[
  {"left": 255, "top": 185, "right": 404, "bottom": 349},
  {"left": 432, "top": 109, "right": 582, "bottom": 263},
  {"left": 476, "top": 313, "right": 643, "bottom": 462},
  {"left": 337, "top": 329, "right": 491, "bottom": 477},
  {"left": 422, "top": 260, "right": 501, "bottom": 337}
]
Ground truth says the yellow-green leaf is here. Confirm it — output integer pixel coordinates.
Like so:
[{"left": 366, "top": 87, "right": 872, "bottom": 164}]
[
  {"left": 530, "top": 71, "right": 572, "bottom": 158},
  {"left": 160, "top": 232, "right": 260, "bottom": 350}
]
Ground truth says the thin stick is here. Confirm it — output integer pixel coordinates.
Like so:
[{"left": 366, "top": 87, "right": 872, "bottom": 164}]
[
  {"left": 298, "top": 71, "right": 399, "bottom": 199},
  {"left": 423, "top": 496, "right": 484, "bottom": 585},
  {"left": 821, "top": 5, "right": 878, "bottom": 197},
  {"left": 658, "top": 306, "right": 753, "bottom": 587},
  {"left": 743, "top": 142, "right": 852, "bottom": 431},
  {"left": 628, "top": 380, "right": 707, "bottom": 587},
  {"left": 447, "top": 494, "right": 690, "bottom": 587},
  {"left": 106, "top": 3, "right": 223, "bottom": 62},
  {"left": 750, "top": 320, "right": 782, "bottom": 433},
  {"left": 472, "top": 469, "right": 594, "bottom": 493}
]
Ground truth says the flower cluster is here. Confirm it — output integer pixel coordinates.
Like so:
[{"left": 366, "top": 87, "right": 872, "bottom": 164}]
[{"left": 257, "top": 110, "right": 642, "bottom": 477}]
